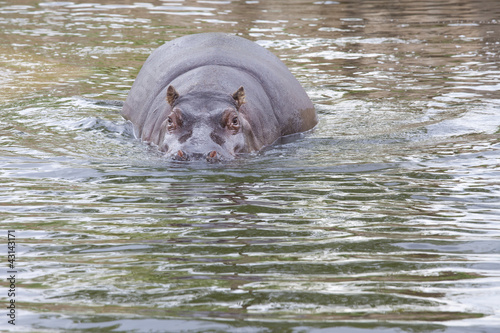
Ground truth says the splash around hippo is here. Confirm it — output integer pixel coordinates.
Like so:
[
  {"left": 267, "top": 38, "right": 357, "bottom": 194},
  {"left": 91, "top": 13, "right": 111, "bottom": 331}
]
[{"left": 122, "top": 33, "right": 317, "bottom": 162}]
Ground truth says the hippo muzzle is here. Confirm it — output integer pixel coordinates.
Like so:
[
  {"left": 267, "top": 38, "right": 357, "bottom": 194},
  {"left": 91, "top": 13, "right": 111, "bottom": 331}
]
[
  {"left": 172, "top": 149, "right": 222, "bottom": 163},
  {"left": 168, "top": 124, "right": 234, "bottom": 162}
]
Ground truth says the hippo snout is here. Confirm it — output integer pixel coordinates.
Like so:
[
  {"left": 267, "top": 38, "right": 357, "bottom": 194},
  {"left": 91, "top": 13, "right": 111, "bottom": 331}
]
[{"left": 172, "top": 150, "right": 222, "bottom": 163}]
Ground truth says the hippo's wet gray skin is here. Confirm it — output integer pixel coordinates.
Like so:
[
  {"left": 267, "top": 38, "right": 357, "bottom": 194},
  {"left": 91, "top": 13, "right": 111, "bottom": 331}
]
[{"left": 122, "top": 33, "right": 317, "bottom": 162}]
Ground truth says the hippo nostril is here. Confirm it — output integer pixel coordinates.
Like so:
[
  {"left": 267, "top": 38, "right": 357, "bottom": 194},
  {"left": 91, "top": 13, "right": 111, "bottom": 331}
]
[
  {"left": 172, "top": 150, "right": 222, "bottom": 162},
  {"left": 172, "top": 150, "right": 189, "bottom": 161},
  {"left": 206, "top": 150, "right": 220, "bottom": 163}
]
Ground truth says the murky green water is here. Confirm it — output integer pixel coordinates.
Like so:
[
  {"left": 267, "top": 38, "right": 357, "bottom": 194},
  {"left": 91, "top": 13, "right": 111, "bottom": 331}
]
[{"left": 1, "top": 0, "right": 500, "bottom": 332}]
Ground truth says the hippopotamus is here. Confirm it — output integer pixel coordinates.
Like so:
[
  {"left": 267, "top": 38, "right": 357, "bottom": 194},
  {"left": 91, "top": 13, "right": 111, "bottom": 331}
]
[{"left": 122, "top": 33, "right": 317, "bottom": 161}]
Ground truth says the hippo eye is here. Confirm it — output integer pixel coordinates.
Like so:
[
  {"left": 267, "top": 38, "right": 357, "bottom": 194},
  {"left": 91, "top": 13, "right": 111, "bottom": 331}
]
[
  {"left": 166, "top": 116, "right": 176, "bottom": 131},
  {"left": 166, "top": 110, "right": 182, "bottom": 131},
  {"left": 222, "top": 109, "right": 240, "bottom": 133},
  {"left": 228, "top": 116, "right": 240, "bottom": 132}
]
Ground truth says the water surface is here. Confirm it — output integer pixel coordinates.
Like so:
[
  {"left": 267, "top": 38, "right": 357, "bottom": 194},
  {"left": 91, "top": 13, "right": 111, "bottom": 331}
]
[{"left": 1, "top": 0, "right": 499, "bottom": 332}]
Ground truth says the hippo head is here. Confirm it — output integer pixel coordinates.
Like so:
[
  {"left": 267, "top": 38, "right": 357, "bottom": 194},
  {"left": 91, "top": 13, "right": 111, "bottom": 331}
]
[{"left": 160, "top": 85, "right": 250, "bottom": 162}]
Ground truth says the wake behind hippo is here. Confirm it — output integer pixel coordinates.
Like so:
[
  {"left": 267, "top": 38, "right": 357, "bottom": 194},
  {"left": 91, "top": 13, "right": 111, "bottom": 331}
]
[{"left": 122, "top": 33, "right": 317, "bottom": 161}]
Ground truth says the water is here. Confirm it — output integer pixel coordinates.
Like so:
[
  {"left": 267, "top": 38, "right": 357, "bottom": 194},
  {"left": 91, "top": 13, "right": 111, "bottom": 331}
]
[{"left": 1, "top": 0, "right": 500, "bottom": 332}]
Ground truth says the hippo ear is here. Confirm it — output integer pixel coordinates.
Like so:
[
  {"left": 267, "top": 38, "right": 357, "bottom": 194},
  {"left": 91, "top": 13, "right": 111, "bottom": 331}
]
[
  {"left": 166, "top": 85, "right": 180, "bottom": 107},
  {"left": 232, "top": 86, "right": 246, "bottom": 109}
]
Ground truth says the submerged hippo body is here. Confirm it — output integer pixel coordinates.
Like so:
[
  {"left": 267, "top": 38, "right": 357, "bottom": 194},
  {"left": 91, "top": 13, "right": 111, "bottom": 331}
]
[{"left": 122, "top": 33, "right": 317, "bottom": 161}]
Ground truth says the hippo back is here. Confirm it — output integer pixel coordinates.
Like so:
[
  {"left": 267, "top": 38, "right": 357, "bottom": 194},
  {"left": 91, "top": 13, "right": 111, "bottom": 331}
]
[{"left": 122, "top": 33, "right": 316, "bottom": 141}]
